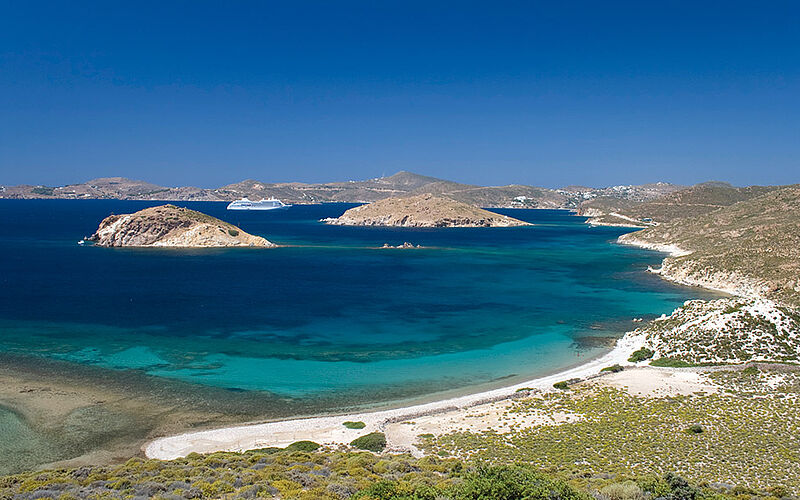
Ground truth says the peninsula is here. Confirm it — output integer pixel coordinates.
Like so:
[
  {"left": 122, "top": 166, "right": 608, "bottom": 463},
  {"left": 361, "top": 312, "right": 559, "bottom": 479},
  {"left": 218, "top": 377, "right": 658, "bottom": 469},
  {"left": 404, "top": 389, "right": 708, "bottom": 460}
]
[
  {"left": 89, "top": 205, "right": 274, "bottom": 248},
  {"left": 323, "top": 193, "right": 531, "bottom": 227}
]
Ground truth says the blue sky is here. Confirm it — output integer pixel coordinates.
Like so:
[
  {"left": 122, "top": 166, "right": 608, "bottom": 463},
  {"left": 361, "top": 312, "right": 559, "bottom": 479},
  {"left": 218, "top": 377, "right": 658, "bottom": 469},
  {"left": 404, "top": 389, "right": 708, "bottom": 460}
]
[{"left": 1, "top": 1, "right": 798, "bottom": 188}]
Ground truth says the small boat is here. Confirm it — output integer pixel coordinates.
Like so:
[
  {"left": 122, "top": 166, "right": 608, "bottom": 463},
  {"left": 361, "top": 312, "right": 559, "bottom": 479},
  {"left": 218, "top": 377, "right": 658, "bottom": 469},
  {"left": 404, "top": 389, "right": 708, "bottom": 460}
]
[{"left": 227, "top": 198, "right": 291, "bottom": 210}]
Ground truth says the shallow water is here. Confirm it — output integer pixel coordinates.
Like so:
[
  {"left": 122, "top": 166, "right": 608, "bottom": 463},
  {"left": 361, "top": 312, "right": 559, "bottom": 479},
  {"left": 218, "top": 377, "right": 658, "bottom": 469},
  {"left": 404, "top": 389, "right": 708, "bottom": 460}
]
[{"left": 0, "top": 200, "right": 720, "bottom": 471}]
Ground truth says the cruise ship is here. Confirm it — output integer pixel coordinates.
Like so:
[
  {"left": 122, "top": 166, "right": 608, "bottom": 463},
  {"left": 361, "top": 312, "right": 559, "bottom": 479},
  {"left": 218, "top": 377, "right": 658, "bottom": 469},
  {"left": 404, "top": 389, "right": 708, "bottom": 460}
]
[{"left": 226, "top": 198, "right": 291, "bottom": 210}]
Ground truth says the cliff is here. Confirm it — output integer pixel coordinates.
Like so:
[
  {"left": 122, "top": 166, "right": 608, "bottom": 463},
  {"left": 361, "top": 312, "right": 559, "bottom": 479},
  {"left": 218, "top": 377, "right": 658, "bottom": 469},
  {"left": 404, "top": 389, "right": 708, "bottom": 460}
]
[
  {"left": 323, "top": 194, "right": 531, "bottom": 228},
  {"left": 89, "top": 205, "right": 274, "bottom": 248}
]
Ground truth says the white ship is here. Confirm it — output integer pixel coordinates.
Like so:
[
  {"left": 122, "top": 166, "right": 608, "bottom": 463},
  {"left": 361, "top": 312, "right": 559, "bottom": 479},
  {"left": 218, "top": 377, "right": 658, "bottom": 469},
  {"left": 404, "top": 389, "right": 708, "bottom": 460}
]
[{"left": 226, "top": 198, "right": 291, "bottom": 210}]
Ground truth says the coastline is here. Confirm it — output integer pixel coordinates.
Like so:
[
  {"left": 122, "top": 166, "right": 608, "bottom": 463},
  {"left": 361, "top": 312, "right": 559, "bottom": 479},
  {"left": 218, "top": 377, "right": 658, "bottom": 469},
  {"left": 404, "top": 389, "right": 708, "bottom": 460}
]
[
  {"left": 618, "top": 234, "right": 769, "bottom": 298},
  {"left": 144, "top": 332, "right": 645, "bottom": 460},
  {"left": 143, "top": 229, "right": 742, "bottom": 461}
]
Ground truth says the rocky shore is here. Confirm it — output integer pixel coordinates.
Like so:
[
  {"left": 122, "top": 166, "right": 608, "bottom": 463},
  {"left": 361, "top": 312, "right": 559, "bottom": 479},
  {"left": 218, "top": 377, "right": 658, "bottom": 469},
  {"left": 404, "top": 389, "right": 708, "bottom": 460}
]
[
  {"left": 323, "top": 193, "right": 531, "bottom": 228},
  {"left": 89, "top": 205, "right": 274, "bottom": 248}
]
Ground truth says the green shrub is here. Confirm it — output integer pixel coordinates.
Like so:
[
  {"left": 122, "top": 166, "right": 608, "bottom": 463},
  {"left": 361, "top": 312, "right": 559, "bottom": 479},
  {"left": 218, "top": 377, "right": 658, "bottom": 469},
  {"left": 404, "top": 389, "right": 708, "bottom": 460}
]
[
  {"left": 742, "top": 365, "right": 760, "bottom": 376},
  {"left": 343, "top": 421, "right": 366, "bottom": 429},
  {"left": 601, "top": 481, "right": 646, "bottom": 500},
  {"left": 455, "top": 465, "right": 588, "bottom": 500},
  {"left": 227, "top": 228, "right": 239, "bottom": 237},
  {"left": 649, "top": 357, "right": 693, "bottom": 368},
  {"left": 32, "top": 186, "right": 55, "bottom": 196},
  {"left": 628, "top": 348, "right": 654, "bottom": 363},
  {"left": 685, "top": 424, "right": 704, "bottom": 435},
  {"left": 553, "top": 381, "right": 569, "bottom": 390},
  {"left": 284, "top": 440, "right": 321, "bottom": 452},
  {"left": 601, "top": 364, "right": 625, "bottom": 373},
  {"left": 350, "top": 432, "right": 387, "bottom": 453}
]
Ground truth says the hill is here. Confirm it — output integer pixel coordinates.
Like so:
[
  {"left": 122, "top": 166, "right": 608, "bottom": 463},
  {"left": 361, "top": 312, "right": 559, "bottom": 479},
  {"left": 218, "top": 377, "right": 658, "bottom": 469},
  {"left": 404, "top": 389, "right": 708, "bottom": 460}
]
[
  {"left": 619, "top": 185, "right": 800, "bottom": 306},
  {"left": 2, "top": 172, "right": 688, "bottom": 209},
  {"left": 579, "top": 182, "right": 780, "bottom": 226},
  {"left": 90, "top": 205, "right": 274, "bottom": 248},
  {"left": 324, "top": 193, "right": 531, "bottom": 227}
]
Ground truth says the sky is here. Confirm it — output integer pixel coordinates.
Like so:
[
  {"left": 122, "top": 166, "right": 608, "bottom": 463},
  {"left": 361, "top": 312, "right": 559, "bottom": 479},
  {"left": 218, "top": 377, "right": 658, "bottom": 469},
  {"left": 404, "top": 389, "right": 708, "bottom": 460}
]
[{"left": 1, "top": 1, "right": 798, "bottom": 188}]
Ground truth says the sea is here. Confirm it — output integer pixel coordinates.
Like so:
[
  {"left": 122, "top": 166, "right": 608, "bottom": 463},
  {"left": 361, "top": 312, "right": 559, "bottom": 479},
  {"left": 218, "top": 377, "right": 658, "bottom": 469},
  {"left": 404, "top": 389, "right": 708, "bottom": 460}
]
[{"left": 0, "top": 200, "right": 720, "bottom": 472}]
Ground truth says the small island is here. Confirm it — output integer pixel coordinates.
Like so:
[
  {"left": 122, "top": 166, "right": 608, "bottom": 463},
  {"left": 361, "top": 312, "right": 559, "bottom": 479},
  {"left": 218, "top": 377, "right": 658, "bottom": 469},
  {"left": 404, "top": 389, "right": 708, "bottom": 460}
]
[
  {"left": 323, "top": 193, "right": 531, "bottom": 228},
  {"left": 89, "top": 204, "right": 275, "bottom": 247}
]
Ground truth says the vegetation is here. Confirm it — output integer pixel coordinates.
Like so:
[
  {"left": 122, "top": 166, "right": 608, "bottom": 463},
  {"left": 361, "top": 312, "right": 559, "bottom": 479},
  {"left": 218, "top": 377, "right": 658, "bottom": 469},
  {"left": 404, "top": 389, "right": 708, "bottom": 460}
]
[
  {"left": 601, "top": 364, "right": 625, "bottom": 373},
  {"left": 649, "top": 357, "right": 695, "bottom": 368},
  {"left": 553, "top": 381, "right": 570, "bottom": 390},
  {"left": 628, "top": 348, "right": 654, "bottom": 363},
  {"left": 621, "top": 185, "right": 800, "bottom": 307},
  {"left": 685, "top": 424, "right": 704, "bottom": 435},
  {"left": 227, "top": 228, "right": 239, "bottom": 236},
  {"left": 0, "top": 451, "right": 785, "bottom": 500},
  {"left": 343, "top": 421, "right": 366, "bottom": 429},
  {"left": 350, "top": 432, "right": 387, "bottom": 453},
  {"left": 284, "top": 441, "right": 321, "bottom": 452},
  {"left": 634, "top": 298, "right": 800, "bottom": 364},
  {"left": 421, "top": 367, "right": 800, "bottom": 491},
  {"left": 31, "top": 186, "right": 55, "bottom": 196}
]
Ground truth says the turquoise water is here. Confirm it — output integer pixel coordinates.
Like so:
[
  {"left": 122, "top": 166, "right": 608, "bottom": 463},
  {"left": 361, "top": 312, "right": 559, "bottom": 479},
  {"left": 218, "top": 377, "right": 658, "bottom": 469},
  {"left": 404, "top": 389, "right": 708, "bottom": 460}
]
[{"left": 0, "top": 201, "right": 717, "bottom": 410}]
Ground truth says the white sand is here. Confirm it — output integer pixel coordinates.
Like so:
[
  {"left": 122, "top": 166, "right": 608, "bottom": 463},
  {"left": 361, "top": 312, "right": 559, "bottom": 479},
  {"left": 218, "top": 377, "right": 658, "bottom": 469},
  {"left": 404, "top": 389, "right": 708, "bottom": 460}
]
[{"left": 143, "top": 333, "right": 647, "bottom": 460}]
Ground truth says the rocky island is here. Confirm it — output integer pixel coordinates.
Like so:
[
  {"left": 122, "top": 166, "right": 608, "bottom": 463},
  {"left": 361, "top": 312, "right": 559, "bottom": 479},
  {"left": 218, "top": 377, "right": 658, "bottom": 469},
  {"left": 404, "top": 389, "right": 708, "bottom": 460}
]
[
  {"left": 323, "top": 193, "right": 531, "bottom": 228},
  {"left": 89, "top": 204, "right": 274, "bottom": 247}
]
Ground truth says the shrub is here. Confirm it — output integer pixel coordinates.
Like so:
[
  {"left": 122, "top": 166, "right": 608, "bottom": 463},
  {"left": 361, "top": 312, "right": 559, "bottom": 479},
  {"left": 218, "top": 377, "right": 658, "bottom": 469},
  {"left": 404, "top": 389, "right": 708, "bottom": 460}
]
[
  {"left": 343, "top": 421, "right": 366, "bottom": 429},
  {"left": 628, "top": 348, "right": 654, "bottom": 363},
  {"left": 227, "top": 228, "right": 239, "bottom": 237},
  {"left": 601, "top": 481, "right": 646, "bottom": 500},
  {"left": 285, "top": 441, "right": 321, "bottom": 452},
  {"left": 601, "top": 364, "right": 625, "bottom": 373},
  {"left": 664, "top": 472, "right": 698, "bottom": 500},
  {"left": 742, "top": 365, "right": 760, "bottom": 376},
  {"left": 350, "top": 432, "right": 387, "bottom": 453},
  {"left": 685, "top": 424, "right": 704, "bottom": 435},
  {"left": 32, "top": 186, "right": 55, "bottom": 196},
  {"left": 649, "top": 357, "right": 693, "bottom": 368},
  {"left": 553, "top": 381, "right": 569, "bottom": 390},
  {"left": 455, "top": 465, "right": 588, "bottom": 500}
]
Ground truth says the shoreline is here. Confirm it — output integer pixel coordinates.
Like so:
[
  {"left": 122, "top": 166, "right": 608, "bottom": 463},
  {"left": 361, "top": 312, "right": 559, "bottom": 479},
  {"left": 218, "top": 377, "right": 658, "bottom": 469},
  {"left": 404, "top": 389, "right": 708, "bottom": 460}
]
[
  {"left": 143, "top": 231, "right": 730, "bottom": 461},
  {"left": 143, "top": 332, "right": 645, "bottom": 460}
]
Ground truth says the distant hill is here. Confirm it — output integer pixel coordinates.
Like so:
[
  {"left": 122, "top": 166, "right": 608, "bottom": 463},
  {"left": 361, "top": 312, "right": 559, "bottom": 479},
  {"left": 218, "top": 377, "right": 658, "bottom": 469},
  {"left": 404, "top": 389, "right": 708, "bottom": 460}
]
[
  {"left": 324, "top": 193, "right": 531, "bottom": 227},
  {"left": 579, "top": 182, "right": 780, "bottom": 226},
  {"left": 1, "top": 171, "right": 691, "bottom": 209},
  {"left": 619, "top": 185, "right": 800, "bottom": 306}
]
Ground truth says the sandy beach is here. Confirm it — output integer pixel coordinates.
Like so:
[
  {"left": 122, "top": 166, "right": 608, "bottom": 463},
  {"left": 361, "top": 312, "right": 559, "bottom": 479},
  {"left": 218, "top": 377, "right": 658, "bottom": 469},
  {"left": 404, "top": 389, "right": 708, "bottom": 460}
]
[
  {"left": 144, "top": 332, "right": 651, "bottom": 460},
  {"left": 143, "top": 239, "right": 729, "bottom": 461}
]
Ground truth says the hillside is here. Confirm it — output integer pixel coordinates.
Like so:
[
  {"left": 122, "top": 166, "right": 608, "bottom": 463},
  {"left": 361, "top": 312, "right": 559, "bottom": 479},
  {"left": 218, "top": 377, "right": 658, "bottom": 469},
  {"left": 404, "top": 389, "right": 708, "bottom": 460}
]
[
  {"left": 579, "top": 182, "right": 779, "bottom": 226},
  {"left": 90, "top": 205, "right": 274, "bottom": 248},
  {"left": 2, "top": 172, "right": 687, "bottom": 209},
  {"left": 324, "top": 193, "right": 531, "bottom": 227},
  {"left": 619, "top": 185, "right": 800, "bottom": 306}
]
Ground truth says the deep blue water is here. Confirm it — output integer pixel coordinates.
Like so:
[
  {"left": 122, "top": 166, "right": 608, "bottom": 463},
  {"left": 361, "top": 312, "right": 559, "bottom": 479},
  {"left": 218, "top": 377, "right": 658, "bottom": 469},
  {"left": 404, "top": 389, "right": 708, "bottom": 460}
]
[{"left": 0, "top": 200, "right": 716, "bottom": 407}]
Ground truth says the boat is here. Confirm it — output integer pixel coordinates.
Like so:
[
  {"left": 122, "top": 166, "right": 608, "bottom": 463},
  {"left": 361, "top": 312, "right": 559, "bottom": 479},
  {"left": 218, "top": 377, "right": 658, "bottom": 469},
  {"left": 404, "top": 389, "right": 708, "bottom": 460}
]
[{"left": 226, "top": 198, "right": 291, "bottom": 210}]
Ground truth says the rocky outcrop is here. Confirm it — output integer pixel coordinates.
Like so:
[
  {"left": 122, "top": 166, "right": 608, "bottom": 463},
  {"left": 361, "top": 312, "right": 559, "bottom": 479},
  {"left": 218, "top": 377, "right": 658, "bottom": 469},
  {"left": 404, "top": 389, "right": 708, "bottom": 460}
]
[
  {"left": 89, "top": 205, "right": 274, "bottom": 248},
  {"left": 323, "top": 194, "right": 531, "bottom": 228}
]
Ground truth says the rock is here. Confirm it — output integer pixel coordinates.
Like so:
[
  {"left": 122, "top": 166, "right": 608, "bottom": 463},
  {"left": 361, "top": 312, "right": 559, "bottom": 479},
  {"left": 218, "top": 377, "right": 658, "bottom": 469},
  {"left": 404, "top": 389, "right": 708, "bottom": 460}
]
[
  {"left": 89, "top": 204, "right": 275, "bottom": 248},
  {"left": 324, "top": 193, "right": 531, "bottom": 228}
]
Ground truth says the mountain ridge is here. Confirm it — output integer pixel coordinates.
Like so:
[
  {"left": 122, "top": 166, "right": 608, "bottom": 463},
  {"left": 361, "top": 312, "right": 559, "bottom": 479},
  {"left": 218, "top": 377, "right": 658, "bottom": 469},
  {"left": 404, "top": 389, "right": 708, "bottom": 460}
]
[{"left": 1, "top": 171, "right": 687, "bottom": 209}]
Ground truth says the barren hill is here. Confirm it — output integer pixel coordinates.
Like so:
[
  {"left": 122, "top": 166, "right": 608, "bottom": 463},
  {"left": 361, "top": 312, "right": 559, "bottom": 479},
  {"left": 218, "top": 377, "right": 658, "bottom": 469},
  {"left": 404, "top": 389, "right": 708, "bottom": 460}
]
[
  {"left": 90, "top": 205, "right": 274, "bottom": 248},
  {"left": 619, "top": 185, "right": 800, "bottom": 306},
  {"left": 324, "top": 194, "right": 531, "bottom": 228}
]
